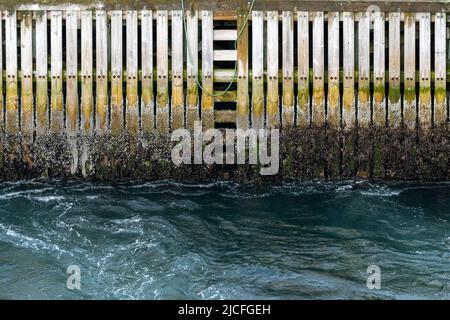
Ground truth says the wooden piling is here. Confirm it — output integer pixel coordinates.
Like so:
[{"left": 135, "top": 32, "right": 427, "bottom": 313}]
[
  {"left": 236, "top": 10, "right": 249, "bottom": 129},
  {"left": 388, "top": 12, "right": 401, "bottom": 128},
  {"left": 296, "top": 11, "right": 309, "bottom": 128},
  {"left": 434, "top": 12, "right": 447, "bottom": 127},
  {"left": 186, "top": 11, "right": 199, "bottom": 129},
  {"left": 66, "top": 10, "right": 79, "bottom": 174},
  {"left": 20, "top": 11, "right": 33, "bottom": 138},
  {"left": 95, "top": 10, "right": 108, "bottom": 134},
  {"left": 358, "top": 12, "right": 370, "bottom": 127},
  {"left": 5, "top": 11, "right": 18, "bottom": 134},
  {"left": 171, "top": 10, "right": 184, "bottom": 130},
  {"left": 111, "top": 11, "right": 124, "bottom": 136},
  {"left": 403, "top": 13, "right": 416, "bottom": 130},
  {"left": 251, "top": 10, "right": 264, "bottom": 129},
  {"left": 342, "top": 12, "right": 355, "bottom": 129},
  {"left": 126, "top": 10, "right": 139, "bottom": 136},
  {"left": 81, "top": 11, "right": 93, "bottom": 135},
  {"left": 50, "top": 11, "right": 64, "bottom": 134},
  {"left": 35, "top": 11, "right": 48, "bottom": 136},
  {"left": 0, "top": 14, "right": 2, "bottom": 127},
  {"left": 201, "top": 10, "right": 214, "bottom": 130},
  {"left": 156, "top": 10, "right": 169, "bottom": 134},
  {"left": 419, "top": 12, "right": 431, "bottom": 129},
  {"left": 281, "top": 11, "right": 294, "bottom": 127},
  {"left": 141, "top": 10, "right": 155, "bottom": 135},
  {"left": 266, "top": 11, "right": 279, "bottom": 128},
  {"left": 372, "top": 11, "right": 386, "bottom": 127},
  {"left": 312, "top": 12, "right": 325, "bottom": 126},
  {"left": 327, "top": 12, "right": 340, "bottom": 128}
]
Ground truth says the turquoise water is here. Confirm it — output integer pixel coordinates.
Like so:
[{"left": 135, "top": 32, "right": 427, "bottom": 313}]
[{"left": 1, "top": 180, "right": 450, "bottom": 299}]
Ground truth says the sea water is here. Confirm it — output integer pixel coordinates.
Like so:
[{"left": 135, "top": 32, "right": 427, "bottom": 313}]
[{"left": 1, "top": 180, "right": 450, "bottom": 299}]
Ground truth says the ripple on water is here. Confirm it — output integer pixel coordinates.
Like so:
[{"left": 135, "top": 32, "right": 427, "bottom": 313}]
[{"left": 1, "top": 180, "right": 450, "bottom": 299}]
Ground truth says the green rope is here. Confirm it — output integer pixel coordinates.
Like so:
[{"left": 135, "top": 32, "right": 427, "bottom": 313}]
[{"left": 181, "top": 0, "right": 256, "bottom": 97}]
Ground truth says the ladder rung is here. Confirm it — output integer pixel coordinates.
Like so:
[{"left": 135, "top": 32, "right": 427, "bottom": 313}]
[
  {"left": 214, "top": 110, "right": 236, "bottom": 123},
  {"left": 214, "top": 69, "right": 235, "bottom": 82},
  {"left": 213, "top": 29, "right": 237, "bottom": 41},
  {"left": 214, "top": 91, "right": 237, "bottom": 103},
  {"left": 213, "top": 50, "right": 237, "bottom": 61}
]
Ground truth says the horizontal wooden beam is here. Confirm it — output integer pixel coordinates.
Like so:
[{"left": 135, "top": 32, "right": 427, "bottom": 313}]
[{"left": 3, "top": 1, "right": 449, "bottom": 12}]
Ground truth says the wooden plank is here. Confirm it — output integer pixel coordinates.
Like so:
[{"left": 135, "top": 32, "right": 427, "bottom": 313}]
[
  {"left": 282, "top": 11, "right": 294, "bottom": 127},
  {"left": 215, "top": 110, "right": 236, "bottom": 123},
  {"left": 342, "top": 12, "right": 355, "bottom": 129},
  {"left": 327, "top": 11, "right": 340, "bottom": 128},
  {"left": 214, "top": 69, "right": 235, "bottom": 82},
  {"left": 35, "top": 11, "right": 48, "bottom": 135},
  {"left": 312, "top": 12, "right": 325, "bottom": 126},
  {"left": 266, "top": 11, "right": 279, "bottom": 128},
  {"left": 213, "top": 29, "right": 237, "bottom": 41},
  {"left": 358, "top": 11, "right": 370, "bottom": 127},
  {"left": 403, "top": 13, "right": 416, "bottom": 130},
  {"left": 50, "top": 11, "right": 63, "bottom": 134},
  {"left": 111, "top": 11, "right": 123, "bottom": 136},
  {"left": 81, "top": 11, "right": 93, "bottom": 135},
  {"left": 201, "top": 10, "right": 214, "bottom": 129},
  {"left": 214, "top": 91, "right": 237, "bottom": 103},
  {"left": 66, "top": 11, "right": 78, "bottom": 138},
  {"left": 5, "top": 11, "right": 18, "bottom": 133},
  {"left": 213, "top": 50, "right": 237, "bottom": 61},
  {"left": 419, "top": 12, "right": 431, "bottom": 129},
  {"left": 236, "top": 10, "right": 249, "bottom": 129},
  {"left": 20, "top": 11, "right": 33, "bottom": 138},
  {"left": 297, "top": 11, "right": 309, "bottom": 127},
  {"left": 0, "top": 15, "right": 2, "bottom": 127},
  {"left": 141, "top": 10, "right": 154, "bottom": 135},
  {"left": 372, "top": 11, "right": 386, "bottom": 127},
  {"left": 156, "top": 10, "right": 169, "bottom": 133},
  {"left": 95, "top": 10, "right": 107, "bottom": 134},
  {"left": 251, "top": 10, "right": 264, "bottom": 129},
  {"left": 434, "top": 12, "right": 447, "bottom": 127},
  {"left": 126, "top": 10, "right": 138, "bottom": 136},
  {"left": 388, "top": 12, "right": 401, "bottom": 128},
  {"left": 171, "top": 10, "right": 184, "bottom": 129},
  {"left": 9, "top": 0, "right": 450, "bottom": 13},
  {"left": 66, "top": 10, "right": 79, "bottom": 175},
  {"left": 186, "top": 11, "right": 199, "bottom": 129}
]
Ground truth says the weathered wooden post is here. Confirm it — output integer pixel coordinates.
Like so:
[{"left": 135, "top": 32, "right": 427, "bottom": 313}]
[
  {"left": 35, "top": 11, "right": 48, "bottom": 136},
  {"left": 296, "top": 11, "right": 309, "bottom": 128},
  {"left": 251, "top": 10, "right": 264, "bottom": 129},
  {"left": 202, "top": 10, "right": 215, "bottom": 130},
  {"left": 126, "top": 10, "right": 139, "bottom": 136},
  {"left": 171, "top": 10, "right": 185, "bottom": 130},
  {"left": 66, "top": 10, "right": 79, "bottom": 174},
  {"left": 156, "top": 10, "right": 169, "bottom": 134},
  {"left": 141, "top": 10, "right": 155, "bottom": 135},
  {"left": 236, "top": 10, "right": 249, "bottom": 129},
  {"left": 20, "top": 11, "right": 33, "bottom": 141},
  {"left": 419, "top": 12, "right": 431, "bottom": 129},
  {"left": 95, "top": 10, "right": 108, "bottom": 134},
  {"left": 266, "top": 11, "right": 279, "bottom": 128},
  {"left": 403, "top": 13, "right": 417, "bottom": 130},
  {"left": 50, "top": 11, "right": 64, "bottom": 135},
  {"left": 434, "top": 12, "right": 447, "bottom": 127},
  {"left": 312, "top": 11, "right": 325, "bottom": 126},
  {"left": 5, "top": 11, "right": 18, "bottom": 134},
  {"left": 388, "top": 12, "right": 401, "bottom": 128},
  {"left": 281, "top": 11, "right": 294, "bottom": 127}
]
